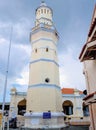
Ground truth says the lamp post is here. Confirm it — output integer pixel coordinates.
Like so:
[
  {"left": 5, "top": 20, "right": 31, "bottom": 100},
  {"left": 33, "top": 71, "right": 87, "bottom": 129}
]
[{"left": 2, "top": 27, "right": 13, "bottom": 130}]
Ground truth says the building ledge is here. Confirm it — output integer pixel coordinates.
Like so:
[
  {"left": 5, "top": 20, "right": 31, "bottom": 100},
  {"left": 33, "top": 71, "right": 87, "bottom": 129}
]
[
  {"left": 65, "top": 116, "right": 90, "bottom": 126},
  {"left": 79, "top": 39, "right": 96, "bottom": 62},
  {"left": 83, "top": 91, "right": 96, "bottom": 105}
]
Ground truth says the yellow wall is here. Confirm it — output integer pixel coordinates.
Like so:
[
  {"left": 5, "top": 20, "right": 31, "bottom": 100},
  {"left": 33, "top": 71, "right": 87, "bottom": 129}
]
[{"left": 0, "top": 113, "right": 2, "bottom": 126}]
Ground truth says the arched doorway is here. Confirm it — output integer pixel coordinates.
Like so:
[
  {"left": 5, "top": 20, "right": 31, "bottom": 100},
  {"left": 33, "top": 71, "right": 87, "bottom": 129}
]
[
  {"left": 83, "top": 102, "right": 89, "bottom": 116},
  {"left": 62, "top": 100, "right": 73, "bottom": 115},
  {"left": 18, "top": 99, "right": 26, "bottom": 116}
]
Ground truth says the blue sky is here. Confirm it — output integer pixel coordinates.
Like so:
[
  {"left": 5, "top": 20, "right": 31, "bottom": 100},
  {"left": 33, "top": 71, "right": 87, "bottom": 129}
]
[{"left": 0, "top": 0, "right": 96, "bottom": 102}]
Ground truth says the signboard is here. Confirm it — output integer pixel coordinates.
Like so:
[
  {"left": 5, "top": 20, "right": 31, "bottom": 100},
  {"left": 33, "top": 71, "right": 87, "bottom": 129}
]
[{"left": 43, "top": 112, "right": 51, "bottom": 119}]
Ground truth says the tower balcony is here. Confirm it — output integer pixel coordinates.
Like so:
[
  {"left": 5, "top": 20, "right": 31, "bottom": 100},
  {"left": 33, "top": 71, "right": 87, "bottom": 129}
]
[{"left": 31, "top": 23, "right": 59, "bottom": 39}]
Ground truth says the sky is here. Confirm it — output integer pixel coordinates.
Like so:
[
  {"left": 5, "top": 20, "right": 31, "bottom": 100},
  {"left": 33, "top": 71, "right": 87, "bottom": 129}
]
[{"left": 0, "top": 0, "right": 96, "bottom": 102}]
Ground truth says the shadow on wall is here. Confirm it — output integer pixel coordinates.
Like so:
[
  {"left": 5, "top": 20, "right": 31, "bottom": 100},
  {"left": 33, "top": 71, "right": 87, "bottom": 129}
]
[{"left": 61, "top": 125, "right": 89, "bottom": 130}]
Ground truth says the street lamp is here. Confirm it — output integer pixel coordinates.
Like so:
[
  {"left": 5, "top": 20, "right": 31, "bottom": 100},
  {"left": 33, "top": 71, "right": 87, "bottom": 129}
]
[{"left": 2, "top": 27, "right": 13, "bottom": 130}]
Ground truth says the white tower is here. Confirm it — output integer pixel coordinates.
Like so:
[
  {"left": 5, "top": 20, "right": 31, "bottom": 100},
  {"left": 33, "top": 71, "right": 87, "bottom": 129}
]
[{"left": 25, "top": 1, "right": 65, "bottom": 129}]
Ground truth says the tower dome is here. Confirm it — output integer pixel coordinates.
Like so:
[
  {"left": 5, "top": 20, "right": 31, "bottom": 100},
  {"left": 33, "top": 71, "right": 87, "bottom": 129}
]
[{"left": 35, "top": 1, "right": 53, "bottom": 26}]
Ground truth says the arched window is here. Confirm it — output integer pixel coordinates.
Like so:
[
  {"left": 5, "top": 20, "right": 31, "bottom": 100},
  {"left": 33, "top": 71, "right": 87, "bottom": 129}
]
[
  {"left": 62, "top": 100, "right": 73, "bottom": 115},
  {"left": 41, "top": 9, "right": 43, "bottom": 13},
  {"left": 44, "top": 9, "right": 46, "bottom": 13},
  {"left": 18, "top": 99, "right": 26, "bottom": 116},
  {"left": 83, "top": 102, "right": 89, "bottom": 116},
  {"left": 47, "top": 10, "right": 49, "bottom": 14},
  {"left": 46, "top": 48, "right": 48, "bottom": 52},
  {"left": 35, "top": 49, "right": 37, "bottom": 53},
  {"left": 38, "top": 10, "right": 40, "bottom": 14}
]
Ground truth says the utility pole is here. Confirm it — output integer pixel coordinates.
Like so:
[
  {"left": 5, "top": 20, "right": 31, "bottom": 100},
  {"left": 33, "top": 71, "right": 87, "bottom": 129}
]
[{"left": 2, "top": 27, "right": 13, "bottom": 130}]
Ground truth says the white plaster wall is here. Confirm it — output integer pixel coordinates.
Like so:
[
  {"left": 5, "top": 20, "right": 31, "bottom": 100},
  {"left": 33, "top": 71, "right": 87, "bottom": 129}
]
[
  {"left": 83, "top": 60, "right": 96, "bottom": 130},
  {"left": 9, "top": 92, "right": 18, "bottom": 118},
  {"left": 84, "top": 60, "right": 96, "bottom": 94},
  {"left": 9, "top": 93, "right": 26, "bottom": 118},
  {"left": 27, "top": 87, "right": 62, "bottom": 112},
  {"left": 29, "top": 62, "right": 59, "bottom": 86},
  {"left": 31, "top": 30, "right": 58, "bottom": 45},
  {"left": 31, "top": 45, "right": 58, "bottom": 63}
]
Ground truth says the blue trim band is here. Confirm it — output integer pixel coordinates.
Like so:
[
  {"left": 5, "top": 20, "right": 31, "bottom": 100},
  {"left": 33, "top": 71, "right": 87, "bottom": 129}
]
[
  {"left": 62, "top": 94, "right": 85, "bottom": 98},
  {"left": 28, "top": 83, "right": 61, "bottom": 90},
  {"left": 30, "top": 58, "right": 59, "bottom": 67},
  {"left": 76, "top": 107, "right": 82, "bottom": 109},
  {"left": 38, "top": 17, "right": 52, "bottom": 23},
  {"left": 32, "top": 38, "right": 57, "bottom": 46},
  {"left": 16, "top": 92, "right": 27, "bottom": 96}
]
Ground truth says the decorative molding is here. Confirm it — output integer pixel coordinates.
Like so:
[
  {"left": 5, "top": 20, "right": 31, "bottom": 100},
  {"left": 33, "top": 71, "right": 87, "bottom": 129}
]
[
  {"left": 32, "top": 38, "right": 57, "bottom": 46},
  {"left": 30, "top": 58, "right": 59, "bottom": 66},
  {"left": 62, "top": 94, "right": 84, "bottom": 98},
  {"left": 31, "top": 27, "right": 58, "bottom": 39},
  {"left": 24, "top": 112, "right": 65, "bottom": 117},
  {"left": 28, "top": 83, "right": 61, "bottom": 90}
]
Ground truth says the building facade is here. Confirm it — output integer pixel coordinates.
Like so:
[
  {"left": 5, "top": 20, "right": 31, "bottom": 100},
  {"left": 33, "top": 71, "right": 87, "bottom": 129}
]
[
  {"left": 24, "top": 1, "right": 65, "bottom": 129},
  {"left": 9, "top": 88, "right": 89, "bottom": 119},
  {"left": 79, "top": 5, "right": 96, "bottom": 130}
]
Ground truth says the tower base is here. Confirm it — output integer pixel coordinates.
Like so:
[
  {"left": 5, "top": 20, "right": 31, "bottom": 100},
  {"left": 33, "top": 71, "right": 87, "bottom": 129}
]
[{"left": 24, "top": 112, "right": 66, "bottom": 129}]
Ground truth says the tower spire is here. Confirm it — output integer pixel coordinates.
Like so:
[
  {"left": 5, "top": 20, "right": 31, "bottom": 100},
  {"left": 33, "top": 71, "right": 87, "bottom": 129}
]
[{"left": 36, "top": 1, "right": 53, "bottom": 26}]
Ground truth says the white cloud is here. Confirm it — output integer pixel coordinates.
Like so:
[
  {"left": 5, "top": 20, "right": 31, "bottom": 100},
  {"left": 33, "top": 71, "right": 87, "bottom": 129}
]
[
  {"left": 16, "top": 65, "right": 29, "bottom": 86},
  {"left": 59, "top": 47, "right": 85, "bottom": 90},
  {"left": 13, "top": 18, "right": 32, "bottom": 40},
  {"left": 0, "top": 37, "right": 8, "bottom": 44},
  {"left": 1, "top": 0, "right": 93, "bottom": 102},
  {"left": 0, "top": 17, "right": 32, "bottom": 101}
]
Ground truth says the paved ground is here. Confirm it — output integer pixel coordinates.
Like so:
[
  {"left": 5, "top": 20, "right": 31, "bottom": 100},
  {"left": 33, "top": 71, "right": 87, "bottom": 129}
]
[{"left": 3, "top": 126, "right": 89, "bottom": 130}]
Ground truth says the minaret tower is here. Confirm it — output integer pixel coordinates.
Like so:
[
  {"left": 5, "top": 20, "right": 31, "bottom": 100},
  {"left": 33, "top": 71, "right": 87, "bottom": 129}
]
[{"left": 25, "top": 1, "right": 65, "bottom": 129}]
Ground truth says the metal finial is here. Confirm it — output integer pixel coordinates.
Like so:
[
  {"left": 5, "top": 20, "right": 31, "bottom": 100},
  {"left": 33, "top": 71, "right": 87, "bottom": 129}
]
[
  {"left": 41, "top": 0, "right": 45, "bottom": 3},
  {"left": 40, "top": 0, "right": 46, "bottom": 6}
]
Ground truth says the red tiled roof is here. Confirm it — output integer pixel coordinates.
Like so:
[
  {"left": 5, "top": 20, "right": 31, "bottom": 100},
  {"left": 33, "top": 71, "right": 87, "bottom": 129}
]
[
  {"left": 61, "top": 88, "right": 83, "bottom": 94},
  {"left": 62, "top": 88, "right": 74, "bottom": 94},
  {"left": 79, "top": 91, "right": 83, "bottom": 94}
]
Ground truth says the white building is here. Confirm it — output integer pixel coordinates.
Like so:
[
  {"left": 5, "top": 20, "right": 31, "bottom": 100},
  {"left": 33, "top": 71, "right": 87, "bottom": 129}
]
[
  {"left": 79, "top": 5, "right": 96, "bottom": 130},
  {"left": 9, "top": 87, "right": 90, "bottom": 125}
]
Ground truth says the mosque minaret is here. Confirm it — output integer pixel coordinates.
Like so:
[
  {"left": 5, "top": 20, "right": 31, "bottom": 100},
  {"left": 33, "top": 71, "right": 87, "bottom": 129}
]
[{"left": 25, "top": 1, "right": 65, "bottom": 129}]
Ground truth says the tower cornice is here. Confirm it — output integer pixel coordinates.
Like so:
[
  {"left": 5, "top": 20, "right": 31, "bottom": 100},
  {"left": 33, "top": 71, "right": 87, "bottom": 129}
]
[{"left": 31, "top": 25, "right": 59, "bottom": 40}]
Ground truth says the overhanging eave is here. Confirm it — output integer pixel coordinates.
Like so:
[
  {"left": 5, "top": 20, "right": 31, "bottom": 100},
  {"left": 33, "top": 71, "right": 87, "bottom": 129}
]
[
  {"left": 79, "top": 40, "right": 96, "bottom": 62},
  {"left": 83, "top": 92, "right": 96, "bottom": 105}
]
